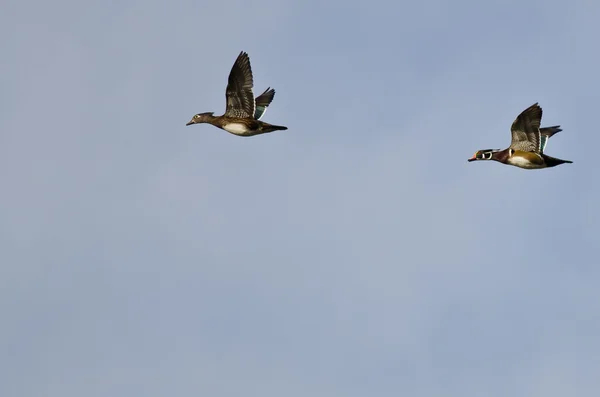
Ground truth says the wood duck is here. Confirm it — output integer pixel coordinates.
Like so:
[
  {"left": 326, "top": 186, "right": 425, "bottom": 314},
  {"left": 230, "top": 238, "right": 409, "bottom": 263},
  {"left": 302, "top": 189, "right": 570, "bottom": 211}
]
[
  {"left": 468, "top": 103, "right": 572, "bottom": 169},
  {"left": 186, "top": 51, "right": 288, "bottom": 136}
]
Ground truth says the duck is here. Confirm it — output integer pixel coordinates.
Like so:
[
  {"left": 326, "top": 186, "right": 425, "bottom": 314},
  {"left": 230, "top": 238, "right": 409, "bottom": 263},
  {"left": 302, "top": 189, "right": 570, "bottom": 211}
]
[
  {"left": 186, "top": 51, "right": 288, "bottom": 136},
  {"left": 468, "top": 103, "right": 572, "bottom": 169}
]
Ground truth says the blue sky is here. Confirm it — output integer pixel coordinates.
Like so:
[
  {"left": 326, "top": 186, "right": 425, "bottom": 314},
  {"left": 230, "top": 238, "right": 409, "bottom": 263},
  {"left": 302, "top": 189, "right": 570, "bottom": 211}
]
[{"left": 2, "top": 0, "right": 599, "bottom": 396}]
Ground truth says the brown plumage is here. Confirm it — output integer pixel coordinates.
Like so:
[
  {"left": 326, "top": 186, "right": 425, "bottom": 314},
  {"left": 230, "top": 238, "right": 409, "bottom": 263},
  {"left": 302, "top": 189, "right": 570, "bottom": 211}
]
[
  {"left": 468, "top": 103, "right": 572, "bottom": 169},
  {"left": 186, "top": 51, "right": 287, "bottom": 137}
]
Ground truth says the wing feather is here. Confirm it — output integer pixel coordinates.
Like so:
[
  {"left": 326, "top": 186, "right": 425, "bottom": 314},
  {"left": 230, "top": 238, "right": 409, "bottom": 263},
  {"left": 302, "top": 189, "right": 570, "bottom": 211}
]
[
  {"left": 253, "top": 88, "right": 275, "bottom": 120},
  {"left": 224, "top": 51, "right": 255, "bottom": 118},
  {"left": 510, "top": 103, "right": 542, "bottom": 153}
]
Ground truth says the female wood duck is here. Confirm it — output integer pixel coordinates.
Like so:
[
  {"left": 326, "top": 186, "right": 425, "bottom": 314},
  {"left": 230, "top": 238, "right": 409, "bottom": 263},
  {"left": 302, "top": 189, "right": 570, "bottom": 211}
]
[
  {"left": 186, "top": 51, "right": 288, "bottom": 136},
  {"left": 468, "top": 103, "right": 572, "bottom": 169}
]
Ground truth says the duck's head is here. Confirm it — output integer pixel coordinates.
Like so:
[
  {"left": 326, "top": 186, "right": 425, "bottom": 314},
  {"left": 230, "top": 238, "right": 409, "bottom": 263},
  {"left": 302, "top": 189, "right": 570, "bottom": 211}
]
[
  {"left": 468, "top": 149, "right": 501, "bottom": 162},
  {"left": 186, "top": 112, "right": 214, "bottom": 126}
]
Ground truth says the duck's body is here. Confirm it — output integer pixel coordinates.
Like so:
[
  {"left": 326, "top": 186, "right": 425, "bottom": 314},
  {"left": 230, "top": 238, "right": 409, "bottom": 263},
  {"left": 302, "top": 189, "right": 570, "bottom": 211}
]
[
  {"left": 187, "top": 112, "right": 287, "bottom": 137},
  {"left": 484, "top": 148, "right": 571, "bottom": 169},
  {"left": 186, "top": 51, "right": 287, "bottom": 137},
  {"left": 468, "top": 103, "right": 572, "bottom": 169}
]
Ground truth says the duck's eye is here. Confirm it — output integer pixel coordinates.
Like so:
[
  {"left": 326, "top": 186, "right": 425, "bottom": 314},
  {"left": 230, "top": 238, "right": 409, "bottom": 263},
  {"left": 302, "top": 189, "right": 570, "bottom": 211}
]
[{"left": 194, "top": 114, "right": 200, "bottom": 118}]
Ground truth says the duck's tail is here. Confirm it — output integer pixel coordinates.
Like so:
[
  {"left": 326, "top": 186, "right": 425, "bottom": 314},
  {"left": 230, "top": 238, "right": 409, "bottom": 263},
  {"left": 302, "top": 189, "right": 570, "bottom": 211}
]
[
  {"left": 262, "top": 123, "right": 288, "bottom": 133},
  {"left": 542, "top": 153, "right": 573, "bottom": 167}
]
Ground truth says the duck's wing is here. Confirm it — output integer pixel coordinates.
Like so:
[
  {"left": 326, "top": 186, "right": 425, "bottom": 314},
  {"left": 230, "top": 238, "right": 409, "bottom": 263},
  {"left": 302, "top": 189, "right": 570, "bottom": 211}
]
[
  {"left": 510, "top": 103, "right": 542, "bottom": 153},
  {"left": 253, "top": 88, "right": 275, "bottom": 120},
  {"left": 539, "top": 125, "right": 562, "bottom": 153},
  {"left": 224, "top": 51, "right": 255, "bottom": 118}
]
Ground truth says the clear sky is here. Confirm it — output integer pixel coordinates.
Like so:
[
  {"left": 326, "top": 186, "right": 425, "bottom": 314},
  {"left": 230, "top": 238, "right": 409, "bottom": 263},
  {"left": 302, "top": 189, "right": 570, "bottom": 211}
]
[{"left": 2, "top": 0, "right": 599, "bottom": 396}]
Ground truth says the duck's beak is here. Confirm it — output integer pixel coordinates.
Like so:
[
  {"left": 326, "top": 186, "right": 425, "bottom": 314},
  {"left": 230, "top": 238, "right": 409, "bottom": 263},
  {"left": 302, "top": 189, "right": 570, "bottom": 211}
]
[
  {"left": 467, "top": 155, "right": 477, "bottom": 162},
  {"left": 186, "top": 120, "right": 195, "bottom": 126}
]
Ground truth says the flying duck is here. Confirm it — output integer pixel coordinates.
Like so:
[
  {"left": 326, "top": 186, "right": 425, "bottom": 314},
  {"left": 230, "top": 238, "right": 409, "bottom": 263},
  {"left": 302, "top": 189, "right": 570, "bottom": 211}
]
[
  {"left": 468, "top": 103, "right": 572, "bottom": 169},
  {"left": 186, "top": 51, "right": 287, "bottom": 136}
]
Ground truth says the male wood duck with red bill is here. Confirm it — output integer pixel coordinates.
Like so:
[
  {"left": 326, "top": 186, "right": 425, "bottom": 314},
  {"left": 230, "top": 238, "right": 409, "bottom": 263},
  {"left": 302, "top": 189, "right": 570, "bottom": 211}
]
[
  {"left": 186, "top": 51, "right": 288, "bottom": 136},
  {"left": 468, "top": 103, "right": 572, "bottom": 169}
]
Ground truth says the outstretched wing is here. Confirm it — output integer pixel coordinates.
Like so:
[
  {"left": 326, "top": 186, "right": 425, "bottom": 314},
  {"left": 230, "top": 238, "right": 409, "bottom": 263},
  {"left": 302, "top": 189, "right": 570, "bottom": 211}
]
[
  {"left": 510, "top": 103, "right": 542, "bottom": 153},
  {"left": 224, "top": 51, "right": 255, "bottom": 118},
  {"left": 253, "top": 88, "right": 275, "bottom": 120},
  {"left": 539, "top": 125, "right": 562, "bottom": 153}
]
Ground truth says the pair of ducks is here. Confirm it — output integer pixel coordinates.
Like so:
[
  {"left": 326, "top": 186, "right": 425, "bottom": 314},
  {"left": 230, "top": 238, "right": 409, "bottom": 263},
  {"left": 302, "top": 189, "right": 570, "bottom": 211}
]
[{"left": 187, "top": 51, "right": 572, "bottom": 170}]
